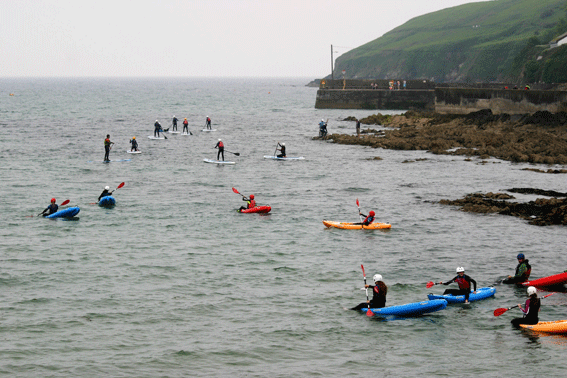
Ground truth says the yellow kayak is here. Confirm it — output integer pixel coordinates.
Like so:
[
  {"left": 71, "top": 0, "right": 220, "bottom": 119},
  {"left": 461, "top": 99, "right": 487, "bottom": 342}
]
[
  {"left": 322, "top": 220, "right": 391, "bottom": 230},
  {"left": 520, "top": 320, "right": 567, "bottom": 334}
]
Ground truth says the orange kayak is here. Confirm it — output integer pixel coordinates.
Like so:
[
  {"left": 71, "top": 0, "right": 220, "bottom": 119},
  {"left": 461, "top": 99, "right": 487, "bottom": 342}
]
[
  {"left": 322, "top": 220, "right": 391, "bottom": 230},
  {"left": 520, "top": 320, "right": 567, "bottom": 334}
]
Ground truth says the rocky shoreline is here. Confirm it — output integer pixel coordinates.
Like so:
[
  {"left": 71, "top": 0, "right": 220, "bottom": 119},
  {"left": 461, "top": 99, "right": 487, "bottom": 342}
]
[{"left": 317, "top": 110, "right": 567, "bottom": 226}]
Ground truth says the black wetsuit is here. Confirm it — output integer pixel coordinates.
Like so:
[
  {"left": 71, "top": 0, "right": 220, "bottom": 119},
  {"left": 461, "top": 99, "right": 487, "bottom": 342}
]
[
  {"left": 43, "top": 203, "right": 58, "bottom": 216},
  {"left": 351, "top": 284, "right": 387, "bottom": 311},
  {"left": 442, "top": 274, "right": 477, "bottom": 302},
  {"left": 277, "top": 144, "right": 286, "bottom": 158},
  {"left": 154, "top": 122, "right": 162, "bottom": 137},
  {"left": 98, "top": 189, "right": 113, "bottom": 201},
  {"left": 215, "top": 141, "right": 224, "bottom": 161},
  {"left": 172, "top": 117, "right": 178, "bottom": 131},
  {"left": 503, "top": 260, "right": 531, "bottom": 284},
  {"left": 130, "top": 139, "right": 138, "bottom": 151},
  {"left": 511, "top": 296, "right": 540, "bottom": 327},
  {"left": 183, "top": 120, "right": 189, "bottom": 133}
]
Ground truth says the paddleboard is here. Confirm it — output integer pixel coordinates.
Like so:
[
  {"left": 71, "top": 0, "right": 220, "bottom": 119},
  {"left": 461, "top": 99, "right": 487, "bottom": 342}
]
[
  {"left": 427, "top": 286, "right": 496, "bottom": 304},
  {"left": 361, "top": 299, "right": 448, "bottom": 318},
  {"left": 169, "top": 131, "right": 181, "bottom": 134},
  {"left": 127, "top": 150, "right": 142, "bottom": 154},
  {"left": 201, "top": 129, "right": 217, "bottom": 132},
  {"left": 263, "top": 155, "right": 305, "bottom": 160},
  {"left": 102, "top": 159, "right": 131, "bottom": 163},
  {"left": 181, "top": 133, "right": 193, "bottom": 136},
  {"left": 203, "top": 158, "right": 235, "bottom": 165},
  {"left": 522, "top": 272, "right": 567, "bottom": 288},
  {"left": 45, "top": 206, "right": 80, "bottom": 219},
  {"left": 148, "top": 136, "right": 166, "bottom": 140}
]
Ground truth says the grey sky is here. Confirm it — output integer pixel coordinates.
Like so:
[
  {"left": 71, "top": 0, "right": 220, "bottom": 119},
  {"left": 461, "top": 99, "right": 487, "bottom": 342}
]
[{"left": 1, "top": 0, "right": 488, "bottom": 77}]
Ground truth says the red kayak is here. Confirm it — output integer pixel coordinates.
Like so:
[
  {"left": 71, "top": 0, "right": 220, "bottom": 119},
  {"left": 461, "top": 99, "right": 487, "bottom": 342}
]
[
  {"left": 238, "top": 205, "right": 271, "bottom": 214},
  {"left": 522, "top": 272, "right": 567, "bottom": 288}
]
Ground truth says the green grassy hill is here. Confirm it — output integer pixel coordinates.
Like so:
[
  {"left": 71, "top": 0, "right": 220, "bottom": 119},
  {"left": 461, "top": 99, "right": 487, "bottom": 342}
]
[{"left": 334, "top": 0, "right": 567, "bottom": 83}]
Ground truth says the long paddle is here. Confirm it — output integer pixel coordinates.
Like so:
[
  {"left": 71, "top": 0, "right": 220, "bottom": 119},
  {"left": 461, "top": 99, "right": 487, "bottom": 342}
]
[
  {"left": 493, "top": 292, "right": 554, "bottom": 317},
  {"left": 273, "top": 142, "right": 279, "bottom": 157},
  {"left": 361, "top": 264, "right": 373, "bottom": 317},
  {"left": 225, "top": 150, "right": 240, "bottom": 156},
  {"left": 36, "top": 199, "right": 70, "bottom": 216}
]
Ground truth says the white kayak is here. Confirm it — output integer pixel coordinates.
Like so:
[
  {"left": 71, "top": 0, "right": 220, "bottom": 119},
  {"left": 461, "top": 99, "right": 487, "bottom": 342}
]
[
  {"left": 263, "top": 155, "right": 305, "bottom": 160},
  {"left": 203, "top": 158, "right": 235, "bottom": 165},
  {"left": 181, "top": 132, "right": 193, "bottom": 136},
  {"left": 148, "top": 135, "right": 166, "bottom": 140},
  {"left": 127, "top": 150, "right": 142, "bottom": 154},
  {"left": 201, "top": 129, "right": 217, "bottom": 132}
]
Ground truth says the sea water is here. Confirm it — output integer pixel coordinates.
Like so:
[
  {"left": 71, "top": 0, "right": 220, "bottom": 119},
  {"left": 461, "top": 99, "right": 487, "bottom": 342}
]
[{"left": 1, "top": 77, "right": 566, "bottom": 377}]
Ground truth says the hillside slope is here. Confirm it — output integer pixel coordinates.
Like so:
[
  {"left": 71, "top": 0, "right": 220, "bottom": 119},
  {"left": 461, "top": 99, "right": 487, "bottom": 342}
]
[{"left": 334, "top": 0, "right": 567, "bottom": 83}]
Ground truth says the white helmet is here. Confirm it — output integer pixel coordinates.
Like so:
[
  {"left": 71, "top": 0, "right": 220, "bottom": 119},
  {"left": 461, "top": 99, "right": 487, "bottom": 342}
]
[
  {"left": 105, "top": 186, "right": 110, "bottom": 190},
  {"left": 373, "top": 274, "right": 383, "bottom": 282},
  {"left": 281, "top": 142, "right": 285, "bottom": 146},
  {"left": 456, "top": 267, "right": 465, "bottom": 273},
  {"left": 218, "top": 139, "right": 221, "bottom": 142},
  {"left": 527, "top": 286, "right": 537, "bottom": 296},
  {"left": 173, "top": 115, "right": 175, "bottom": 117},
  {"left": 321, "top": 118, "right": 325, "bottom": 122},
  {"left": 155, "top": 119, "right": 158, "bottom": 122}
]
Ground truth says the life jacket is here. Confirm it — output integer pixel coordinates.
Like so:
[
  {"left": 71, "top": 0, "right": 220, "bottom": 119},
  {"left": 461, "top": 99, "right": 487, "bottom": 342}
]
[
  {"left": 363, "top": 215, "right": 375, "bottom": 225},
  {"left": 247, "top": 199, "right": 256, "bottom": 208},
  {"left": 456, "top": 276, "right": 470, "bottom": 290},
  {"left": 218, "top": 141, "right": 224, "bottom": 148},
  {"left": 183, "top": 119, "right": 188, "bottom": 125},
  {"left": 104, "top": 138, "right": 111, "bottom": 147}
]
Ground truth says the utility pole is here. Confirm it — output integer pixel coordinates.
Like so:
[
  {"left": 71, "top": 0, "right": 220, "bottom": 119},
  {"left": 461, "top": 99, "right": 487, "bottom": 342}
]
[{"left": 331, "top": 44, "right": 334, "bottom": 81}]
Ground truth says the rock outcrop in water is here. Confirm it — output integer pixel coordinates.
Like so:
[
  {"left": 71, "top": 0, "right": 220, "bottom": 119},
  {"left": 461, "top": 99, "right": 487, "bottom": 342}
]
[
  {"left": 439, "top": 190, "right": 567, "bottom": 226},
  {"left": 324, "top": 109, "right": 567, "bottom": 166}
]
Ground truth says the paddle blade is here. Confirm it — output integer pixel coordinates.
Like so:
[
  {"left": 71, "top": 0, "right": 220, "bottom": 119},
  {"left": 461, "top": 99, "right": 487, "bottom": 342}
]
[
  {"left": 493, "top": 308, "right": 509, "bottom": 317},
  {"left": 232, "top": 187, "right": 240, "bottom": 194},
  {"left": 356, "top": 198, "right": 360, "bottom": 207},
  {"left": 361, "top": 264, "right": 365, "bottom": 277},
  {"left": 116, "top": 182, "right": 125, "bottom": 189},
  {"left": 426, "top": 281, "right": 435, "bottom": 289},
  {"left": 60, "top": 199, "right": 70, "bottom": 206},
  {"left": 366, "top": 308, "right": 373, "bottom": 317},
  {"left": 234, "top": 152, "right": 240, "bottom": 156}
]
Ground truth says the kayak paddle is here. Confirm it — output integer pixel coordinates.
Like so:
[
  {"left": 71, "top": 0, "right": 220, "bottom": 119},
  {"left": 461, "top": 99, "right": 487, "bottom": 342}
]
[
  {"left": 232, "top": 187, "right": 245, "bottom": 198},
  {"left": 89, "top": 182, "right": 125, "bottom": 204},
  {"left": 356, "top": 198, "right": 363, "bottom": 222},
  {"left": 493, "top": 292, "right": 555, "bottom": 317},
  {"left": 426, "top": 281, "right": 440, "bottom": 289},
  {"left": 37, "top": 199, "right": 70, "bottom": 216},
  {"left": 361, "top": 264, "right": 373, "bottom": 317}
]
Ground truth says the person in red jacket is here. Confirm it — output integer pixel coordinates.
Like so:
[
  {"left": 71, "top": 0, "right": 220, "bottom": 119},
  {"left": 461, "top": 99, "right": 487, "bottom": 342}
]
[
  {"left": 239, "top": 194, "right": 256, "bottom": 211},
  {"left": 439, "top": 267, "right": 477, "bottom": 304},
  {"left": 215, "top": 139, "right": 224, "bottom": 161}
]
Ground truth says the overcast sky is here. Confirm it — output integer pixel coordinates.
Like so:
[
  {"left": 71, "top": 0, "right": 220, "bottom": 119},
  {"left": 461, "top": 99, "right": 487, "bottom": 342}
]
[{"left": 1, "top": 0, "right": 489, "bottom": 78}]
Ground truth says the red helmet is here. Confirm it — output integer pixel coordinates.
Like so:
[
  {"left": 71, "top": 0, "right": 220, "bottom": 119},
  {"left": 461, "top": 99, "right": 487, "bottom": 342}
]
[
  {"left": 249, "top": 194, "right": 254, "bottom": 200},
  {"left": 369, "top": 210, "right": 375, "bottom": 216},
  {"left": 51, "top": 198, "right": 56, "bottom": 203}
]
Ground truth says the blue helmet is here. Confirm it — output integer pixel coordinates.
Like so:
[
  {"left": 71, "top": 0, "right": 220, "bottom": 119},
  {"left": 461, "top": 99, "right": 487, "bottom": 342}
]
[{"left": 517, "top": 253, "right": 525, "bottom": 260}]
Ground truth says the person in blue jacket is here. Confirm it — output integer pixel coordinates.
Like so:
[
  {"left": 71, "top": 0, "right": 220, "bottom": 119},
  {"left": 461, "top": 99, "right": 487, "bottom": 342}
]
[{"left": 439, "top": 267, "right": 477, "bottom": 304}]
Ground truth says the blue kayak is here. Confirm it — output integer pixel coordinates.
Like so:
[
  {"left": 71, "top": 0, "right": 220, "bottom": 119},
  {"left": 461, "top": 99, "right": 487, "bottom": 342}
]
[
  {"left": 427, "top": 286, "right": 496, "bottom": 304},
  {"left": 98, "top": 196, "right": 116, "bottom": 207},
  {"left": 45, "top": 206, "right": 80, "bottom": 219},
  {"left": 361, "top": 299, "right": 448, "bottom": 318}
]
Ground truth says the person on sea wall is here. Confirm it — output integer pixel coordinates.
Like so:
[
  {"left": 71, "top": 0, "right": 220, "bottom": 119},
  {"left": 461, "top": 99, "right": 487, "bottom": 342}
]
[
  {"left": 104, "top": 134, "right": 114, "bottom": 162},
  {"left": 511, "top": 286, "right": 540, "bottom": 327},
  {"left": 98, "top": 186, "right": 114, "bottom": 201},
  {"left": 183, "top": 118, "right": 189, "bottom": 134},
  {"left": 276, "top": 142, "right": 286, "bottom": 158},
  {"left": 130, "top": 136, "right": 139, "bottom": 152},
  {"left": 357, "top": 210, "right": 375, "bottom": 226},
  {"left": 503, "top": 253, "right": 531, "bottom": 285},
  {"left": 172, "top": 115, "right": 178, "bottom": 131},
  {"left": 319, "top": 119, "right": 327, "bottom": 137},
  {"left": 239, "top": 194, "right": 256, "bottom": 211},
  {"left": 439, "top": 267, "right": 477, "bottom": 304},
  {"left": 41, "top": 198, "right": 59, "bottom": 216},
  {"left": 215, "top": 139, "right": 224, "bottom": 161},
  {"left": 154, "top": 120, "right": 162, "bottom": 137},
  {"left": 206, "top": 116, "right": 212, "bottom": 130},
  {"left": 351, "top": 274, "right": 387, "bottom": 310},
  {"left": 524, "top": 85, "right": 531, "bottom": 90}
]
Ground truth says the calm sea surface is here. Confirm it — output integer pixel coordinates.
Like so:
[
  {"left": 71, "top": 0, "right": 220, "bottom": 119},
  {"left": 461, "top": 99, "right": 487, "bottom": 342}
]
[{"left": 1, "top": 77, "right": 566, "bottom": 377}]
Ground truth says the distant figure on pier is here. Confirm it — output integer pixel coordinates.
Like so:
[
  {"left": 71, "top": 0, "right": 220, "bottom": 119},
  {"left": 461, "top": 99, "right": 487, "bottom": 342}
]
[{"left": 403, "top": 80, "right": 407, "bottom": 90}]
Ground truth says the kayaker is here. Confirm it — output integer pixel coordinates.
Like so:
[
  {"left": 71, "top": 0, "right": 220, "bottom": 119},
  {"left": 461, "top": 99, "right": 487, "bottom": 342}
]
[
  {"left": 183, "top": 118, "right": 189, "bottom": 134},
  {"left": 98, "top": 186, "right": 114, "bottom": 201},
  {"left": 206, "top": 116, "right": 212, "bottom": 130},
  {"left": 358, "top": 210, "right": 375, "bottom": 226},
  {"left": 104, "top": 134, "right": 114, "bottom": 162},
  {"left": 439, "top": 267, "right": 477, "bottom": 304},
  {"left": 239, "top": 194, "right": 256, "bottom": 211},
  {"left": 503, "top": 253, "right": 531, "bottom": 285},
  {"left": 511, "top": 286, "right": 540, "bottom": 327},
  {"left": 276, "top": 142, "right": 286, "bottom": 158},
  {"left": 40, "top": 198, "right": 59, "bottom": 216},
  {"left": 154, "top": 120, "right": 162, "bottom": 137},
  {"left": 215, "top": 139, "right": 224, "bottom": 161},
  {"left": 351, "top": 273, "right": 388, "bottom": 310},
  {"left": 172, "top": 115, "right": 178, "bottom": 131},
  {"left": 130, "top": 136, "right": 139, "bottom": 152}
]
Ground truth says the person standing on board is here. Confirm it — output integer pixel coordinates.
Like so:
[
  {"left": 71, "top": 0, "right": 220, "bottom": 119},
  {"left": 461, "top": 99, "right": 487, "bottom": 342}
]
[
  {"left": 154, "top": 120, "right": 162, "bottom": 137},
  {"left": 351, "top": 274, "right": 388, "bottom": 310},
  {"left": 439, "top": 267, "right": 477, "bottom": 304},
  {"left": 206, "top": 116, "right": 212, "bottom": 130},
  {"left": 239, "top": 194, "right": 256, "bottom": 211},
  {"left": 215, "top": 139, "right": 224, "bottom": 161},
  {"left": 511, "top": 286, "right": 540, "bottom": 327},
  {"left": 503, "top": 253, "right": 531, "bottom": 285},
  {"left": 40, "top": 198, "right": 59, "bottom": 216},
  {"left": 183, "top": 118, "right": 189, "bottom": 134},
  {"left": 104, "top": 134, "right": 114, "bottom": 162},
  {"left": 98, "top": 186, "right": 114, "bottom": 201},
  {"left": 130, "top": 136, "right": 139, "bottom": 152},
  {"left": 276, "top": 142, "right": 286, "bottom": 158},
  {"left": 172, "top": 115, "right": 178, "bottom": 131}
]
